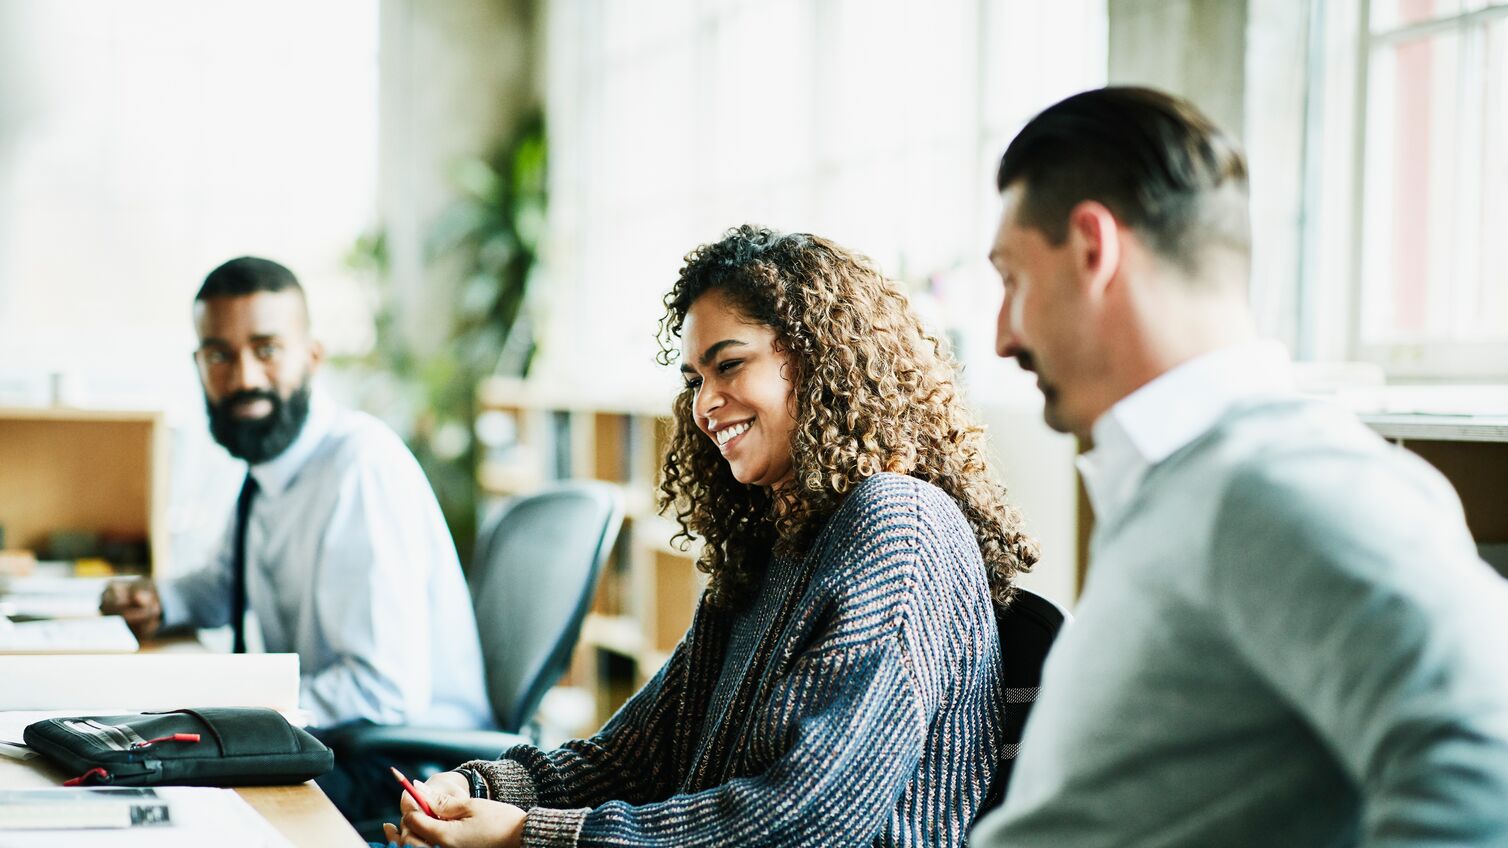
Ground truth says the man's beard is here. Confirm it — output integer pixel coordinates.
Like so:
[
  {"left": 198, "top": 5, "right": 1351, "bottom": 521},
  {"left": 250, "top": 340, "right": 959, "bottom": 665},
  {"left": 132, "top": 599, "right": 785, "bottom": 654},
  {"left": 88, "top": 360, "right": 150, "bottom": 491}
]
[{"left": 206, "top": 382, "right": 312, "bottom": 465}]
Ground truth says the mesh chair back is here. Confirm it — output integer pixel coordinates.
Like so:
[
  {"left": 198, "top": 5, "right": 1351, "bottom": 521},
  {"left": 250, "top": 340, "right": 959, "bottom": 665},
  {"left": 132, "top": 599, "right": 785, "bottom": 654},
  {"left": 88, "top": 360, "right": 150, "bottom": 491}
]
[
  {"left": 469, "top": 481, "right": 624, "bottom": 732},
  {"left": 977, "top": 587, "right": 1069, "bottom": 817}
]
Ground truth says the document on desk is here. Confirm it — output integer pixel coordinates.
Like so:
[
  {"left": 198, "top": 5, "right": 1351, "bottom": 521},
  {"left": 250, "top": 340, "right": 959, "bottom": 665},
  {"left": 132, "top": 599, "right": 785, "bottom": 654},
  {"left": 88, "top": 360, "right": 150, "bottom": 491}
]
[
  {"left": 0, "top": 575, "right": 112, "bottom": 619},
  {"left": 0, "top": 786, "right": 171, "bottom": 829},
  {"left": 0, "top": 653, "right": 300, "bottom": 712},
  {"left": 0, "top": 616, "right": 139, "bottom": 654},
  {"left": 0, "top": 786, "right": 294, "bottom": 847}
]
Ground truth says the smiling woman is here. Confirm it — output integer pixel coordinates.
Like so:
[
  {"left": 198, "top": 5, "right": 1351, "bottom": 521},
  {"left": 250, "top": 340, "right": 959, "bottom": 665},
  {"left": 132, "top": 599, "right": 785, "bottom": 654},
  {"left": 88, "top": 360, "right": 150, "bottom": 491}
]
[
  {"left": 657, "top": 225, "right": 1038, "bottom": 610},
  {"left": 390, "top": 225, "right": 1040, "bottom": 848},
  {"left": 676, "top": 288, "right": 800, "bottom": 492}
]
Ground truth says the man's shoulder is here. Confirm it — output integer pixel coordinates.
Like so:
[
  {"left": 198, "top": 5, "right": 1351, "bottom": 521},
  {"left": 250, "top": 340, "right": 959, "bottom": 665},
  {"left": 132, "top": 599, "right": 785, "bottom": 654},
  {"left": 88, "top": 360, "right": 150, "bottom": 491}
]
[
  {"left": 1198, "top": 397, "right": 1464, "bottom": 552},
  {"left": 1212, "top": 398, "right": 1429, "bottom": 495},
  {"left": 312, "top": 405, "right": 423, "bottom": 480}
]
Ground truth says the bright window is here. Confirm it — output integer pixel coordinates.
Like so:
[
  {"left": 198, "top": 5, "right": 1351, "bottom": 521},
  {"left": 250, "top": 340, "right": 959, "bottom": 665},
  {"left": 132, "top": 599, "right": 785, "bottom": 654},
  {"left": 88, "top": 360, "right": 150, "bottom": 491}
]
[
  {"left": 1340, "top": 0, "right": 1508, "bottom": 377},
  {"left": 539, "top": 0, "right": 1107, "bottom": 401},
  {"left": 0, "top": 0, "right": 379, "bottom": 568},
  {"left": 0, "top": 0, "right": 380, "bottom": 406}
]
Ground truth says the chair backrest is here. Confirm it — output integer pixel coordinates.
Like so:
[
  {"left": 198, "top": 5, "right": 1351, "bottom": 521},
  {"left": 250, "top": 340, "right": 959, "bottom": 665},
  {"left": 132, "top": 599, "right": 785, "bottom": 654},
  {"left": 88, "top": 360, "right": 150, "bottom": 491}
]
[
  {"left": 977, "top": 587, "right": 1070, "bottom": 817},
  {"left": 468, "top": 480, "right": 625, "bottom": 732}
]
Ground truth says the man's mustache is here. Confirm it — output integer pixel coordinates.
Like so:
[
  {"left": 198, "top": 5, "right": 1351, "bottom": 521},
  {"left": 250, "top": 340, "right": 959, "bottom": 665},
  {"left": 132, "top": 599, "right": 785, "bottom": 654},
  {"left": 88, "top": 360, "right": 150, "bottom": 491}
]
[{"left": 217, "top": 389, "right": 281, "bottom": 413}]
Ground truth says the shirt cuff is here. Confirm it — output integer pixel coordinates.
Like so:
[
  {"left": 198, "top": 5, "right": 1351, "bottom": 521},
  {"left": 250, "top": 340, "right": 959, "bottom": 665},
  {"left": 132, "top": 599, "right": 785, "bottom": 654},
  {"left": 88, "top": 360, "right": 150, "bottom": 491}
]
[
  {"left": 155, "top": 579, "right": 190, "bottom": 630},
  {"left": 457, "top": 758, "right": 538, "bottom": 809},
  {"left": 521, "top": 806, "right": 589, "bottom": 848}
]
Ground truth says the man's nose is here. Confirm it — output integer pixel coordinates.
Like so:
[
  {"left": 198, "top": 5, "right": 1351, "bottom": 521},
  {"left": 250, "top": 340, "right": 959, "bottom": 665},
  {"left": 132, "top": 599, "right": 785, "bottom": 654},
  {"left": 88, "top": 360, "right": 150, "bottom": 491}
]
[
  {"left": 995, "top": 304, "right": 1022, "bottom": 360},
  {"left": 229, "top": 349, "right": 272, "bottom": 392},
  {"left": 996, "top": 330, "right": 1023, "bottom": 360}
]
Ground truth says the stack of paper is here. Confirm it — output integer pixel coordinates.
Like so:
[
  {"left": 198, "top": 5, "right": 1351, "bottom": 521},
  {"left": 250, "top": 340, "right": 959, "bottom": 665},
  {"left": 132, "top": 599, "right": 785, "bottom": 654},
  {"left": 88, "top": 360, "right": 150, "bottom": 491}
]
[
  {"left": 0, "top": 616, "right": 139, "bottom": 654},
  {"left": 0, "top": 575, "right": 113, "bottom": 620}
]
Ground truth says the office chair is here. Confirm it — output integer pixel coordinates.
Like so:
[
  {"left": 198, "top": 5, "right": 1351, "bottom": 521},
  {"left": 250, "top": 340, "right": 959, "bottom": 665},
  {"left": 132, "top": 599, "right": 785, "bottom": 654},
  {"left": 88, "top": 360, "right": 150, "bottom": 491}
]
[
  {"left": 976, "top": 587, "right": 1070, "bottom": 818},
  {"left": 325, "top": 480, "right": 625, "bottom": 770}
]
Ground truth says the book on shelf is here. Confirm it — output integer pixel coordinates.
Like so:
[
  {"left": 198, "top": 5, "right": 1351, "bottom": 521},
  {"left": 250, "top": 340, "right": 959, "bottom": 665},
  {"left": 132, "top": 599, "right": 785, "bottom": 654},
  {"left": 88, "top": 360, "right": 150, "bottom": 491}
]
[{"left": 0, "top": 787, "right": 171, "bottom": 829}]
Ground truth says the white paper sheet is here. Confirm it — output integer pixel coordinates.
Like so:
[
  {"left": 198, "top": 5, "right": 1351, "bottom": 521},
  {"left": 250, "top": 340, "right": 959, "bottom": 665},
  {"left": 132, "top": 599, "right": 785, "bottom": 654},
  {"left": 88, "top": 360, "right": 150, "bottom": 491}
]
[
  {"left": 0, "top": 786, "right": 293, "bottom": 847},
  {"left": 0, "top": 616, "right": 138, "bottom": 654},
  {"left": 0, "top": 654, "right": 300, "bottom": 712},
  {"left": 0, "top": 575, "right": 112, "bottom": 619}
]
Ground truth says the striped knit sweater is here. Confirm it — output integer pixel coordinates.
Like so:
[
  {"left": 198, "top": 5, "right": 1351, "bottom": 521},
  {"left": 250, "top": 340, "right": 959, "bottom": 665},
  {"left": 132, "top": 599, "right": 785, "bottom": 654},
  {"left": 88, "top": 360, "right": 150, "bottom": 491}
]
[{"left": 461, "top": 472, "right": 1006, "bottom": 847}]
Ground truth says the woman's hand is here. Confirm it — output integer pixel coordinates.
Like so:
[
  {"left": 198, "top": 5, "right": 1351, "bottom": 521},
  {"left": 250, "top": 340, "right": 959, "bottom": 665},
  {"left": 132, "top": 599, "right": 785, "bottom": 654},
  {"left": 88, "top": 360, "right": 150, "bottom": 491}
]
[
  {"left": 405, "top": 771, "right": 471, "bottom": 813},
  {"left": 383, "top": 794, "right": 527, "bottom": 848},
  {"left": 381, "top": 771, "right": 480, "bottom": 847}
]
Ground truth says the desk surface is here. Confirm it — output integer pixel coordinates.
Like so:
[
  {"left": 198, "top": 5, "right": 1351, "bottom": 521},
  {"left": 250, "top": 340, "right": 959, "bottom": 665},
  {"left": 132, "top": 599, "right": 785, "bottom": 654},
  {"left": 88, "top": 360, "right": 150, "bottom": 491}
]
[
  {"left": 0, "top": 634, "right": 364, "bottom": 847},
  {"left": 0, "top": 755, "right": 365, "bottom": 847}
]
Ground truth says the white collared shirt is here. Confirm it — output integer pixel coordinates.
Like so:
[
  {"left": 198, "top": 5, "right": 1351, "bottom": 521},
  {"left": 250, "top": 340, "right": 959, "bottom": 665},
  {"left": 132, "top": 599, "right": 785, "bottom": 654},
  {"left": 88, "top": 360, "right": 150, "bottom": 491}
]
[
  {"left": 160, "top": 389, "right": 493, "bottom": 730},
  {"left": 1075, "top": 340, "right": 1295, "bottom": 528}
]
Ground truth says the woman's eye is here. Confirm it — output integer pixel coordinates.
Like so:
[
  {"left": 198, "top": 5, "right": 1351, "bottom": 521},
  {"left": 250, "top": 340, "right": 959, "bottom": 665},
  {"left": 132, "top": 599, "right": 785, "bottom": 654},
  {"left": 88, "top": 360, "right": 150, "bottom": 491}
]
[
  {"left": 717, "top": 359, "right": 742, "bottom": 373},
  {"left": 683, "top": 377, "right": 702, "bottom": 390}
]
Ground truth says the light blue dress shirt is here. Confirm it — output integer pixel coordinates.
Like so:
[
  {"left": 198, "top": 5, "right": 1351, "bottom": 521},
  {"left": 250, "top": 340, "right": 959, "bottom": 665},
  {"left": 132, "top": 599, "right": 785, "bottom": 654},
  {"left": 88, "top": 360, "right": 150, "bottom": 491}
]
[
  {"left": 974, "top": 341, "right": 1508, "bottom": 846},
  {"left": 159, "top": 389, "right": 493, "bottom": 730}
]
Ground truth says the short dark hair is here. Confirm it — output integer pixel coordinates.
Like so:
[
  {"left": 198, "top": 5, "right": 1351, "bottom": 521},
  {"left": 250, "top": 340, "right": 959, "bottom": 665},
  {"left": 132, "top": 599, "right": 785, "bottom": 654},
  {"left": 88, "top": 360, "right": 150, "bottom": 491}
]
[
  {"left": 195, "top": 256, "right": 303, "bottom": 301},
  {"left": 996, "top": 86, "right": 1250, "bottom": 276}
]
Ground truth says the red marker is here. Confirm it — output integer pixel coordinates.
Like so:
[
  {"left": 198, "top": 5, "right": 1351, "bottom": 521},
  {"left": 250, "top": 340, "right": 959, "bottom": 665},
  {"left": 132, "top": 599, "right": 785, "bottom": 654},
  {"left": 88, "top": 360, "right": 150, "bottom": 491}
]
[{"left": 390, "top": 766, "right": 436, "bottom": 817}]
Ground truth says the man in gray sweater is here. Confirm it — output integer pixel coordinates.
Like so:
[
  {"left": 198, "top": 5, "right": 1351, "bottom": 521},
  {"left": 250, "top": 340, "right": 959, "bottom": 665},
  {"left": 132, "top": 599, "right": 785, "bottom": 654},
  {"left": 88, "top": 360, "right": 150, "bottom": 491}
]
[{"left": 973, "top": 86, "right": 1508, "bottom": 846}]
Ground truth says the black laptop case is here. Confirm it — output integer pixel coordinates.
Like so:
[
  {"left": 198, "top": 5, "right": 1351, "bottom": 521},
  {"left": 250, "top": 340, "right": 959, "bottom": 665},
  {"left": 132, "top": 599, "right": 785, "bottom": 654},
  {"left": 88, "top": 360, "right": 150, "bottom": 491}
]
[{"left": 23, "top": 707, "right": 333, "bottom": 787}]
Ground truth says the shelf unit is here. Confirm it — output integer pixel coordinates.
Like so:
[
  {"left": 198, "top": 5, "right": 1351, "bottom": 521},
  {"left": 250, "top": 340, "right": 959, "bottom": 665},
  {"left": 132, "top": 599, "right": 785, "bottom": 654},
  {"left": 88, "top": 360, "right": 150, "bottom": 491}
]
[
  {"left": 475, "top": 378, "right": 705, "bottom": 733},
  {"left": 0, "top": 407, "right": 168, "bottom": 576}
]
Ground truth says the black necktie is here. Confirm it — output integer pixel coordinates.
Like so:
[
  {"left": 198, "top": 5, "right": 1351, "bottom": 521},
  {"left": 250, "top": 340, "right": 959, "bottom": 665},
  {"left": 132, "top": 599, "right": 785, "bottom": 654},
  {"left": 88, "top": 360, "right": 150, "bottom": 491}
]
[{"left": 230, "top": 471, "right": 259, "bottom": 654}]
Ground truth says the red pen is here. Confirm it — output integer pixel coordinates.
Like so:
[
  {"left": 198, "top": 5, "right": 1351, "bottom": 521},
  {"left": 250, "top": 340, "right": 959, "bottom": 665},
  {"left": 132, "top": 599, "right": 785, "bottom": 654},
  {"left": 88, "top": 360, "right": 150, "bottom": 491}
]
[{"left": 390, "top": 766, "right": 436, "bottom": 817}]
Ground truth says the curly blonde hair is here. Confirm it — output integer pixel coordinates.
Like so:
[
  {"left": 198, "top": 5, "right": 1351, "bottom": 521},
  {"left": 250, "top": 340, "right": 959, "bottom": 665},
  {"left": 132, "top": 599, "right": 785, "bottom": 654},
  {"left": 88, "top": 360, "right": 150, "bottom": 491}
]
[{"left": 655, "top": 225, "right": 1038, "bottom": 609}]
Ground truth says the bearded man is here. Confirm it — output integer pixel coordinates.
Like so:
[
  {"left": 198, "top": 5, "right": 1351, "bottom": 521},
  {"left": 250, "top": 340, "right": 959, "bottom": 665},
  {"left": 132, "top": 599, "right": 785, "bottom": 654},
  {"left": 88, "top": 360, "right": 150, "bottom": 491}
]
[{"left": 100, "top": 257, "right": 490, "bottom": 736}]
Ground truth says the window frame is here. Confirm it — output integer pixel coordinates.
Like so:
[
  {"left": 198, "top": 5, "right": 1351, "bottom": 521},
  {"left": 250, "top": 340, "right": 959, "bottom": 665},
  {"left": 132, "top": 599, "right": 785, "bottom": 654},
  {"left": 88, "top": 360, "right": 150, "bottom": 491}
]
[{"left": 1339, "top": 0, "right": 1508, "bottom": 380}]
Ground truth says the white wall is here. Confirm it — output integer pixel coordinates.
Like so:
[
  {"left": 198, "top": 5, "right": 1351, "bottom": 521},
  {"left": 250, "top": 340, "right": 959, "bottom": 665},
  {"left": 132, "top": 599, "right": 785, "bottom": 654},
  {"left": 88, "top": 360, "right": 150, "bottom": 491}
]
[
  {"left": 978, "top": 402, "right": 1080, "bottom": 609},
  {"left": 377, "top": 0, "right": 540, "bottom": 358}
]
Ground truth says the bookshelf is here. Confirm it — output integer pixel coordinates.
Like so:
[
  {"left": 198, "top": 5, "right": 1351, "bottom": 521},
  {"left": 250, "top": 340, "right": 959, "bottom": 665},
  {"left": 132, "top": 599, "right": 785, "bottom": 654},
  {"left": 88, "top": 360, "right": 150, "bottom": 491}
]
[
  {"left": 0, "top": 408, "right": 169, "bottom": 577},
  {"left": 475, "top": 378, "right": 705, "bottom": 732}
]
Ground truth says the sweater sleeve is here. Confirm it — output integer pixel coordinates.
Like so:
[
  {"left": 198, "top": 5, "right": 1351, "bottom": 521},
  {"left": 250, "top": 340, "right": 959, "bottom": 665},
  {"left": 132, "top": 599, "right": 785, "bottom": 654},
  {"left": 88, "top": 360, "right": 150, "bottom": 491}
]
[
  {"left": 1210, "top": 452, "right": 1508, "bottom": 846},
  {"left": 523, "top": 636, "right": 930, "bottom": 848},
  {"left": 460, "top": 614, "right": 699, "bottom": 811}
]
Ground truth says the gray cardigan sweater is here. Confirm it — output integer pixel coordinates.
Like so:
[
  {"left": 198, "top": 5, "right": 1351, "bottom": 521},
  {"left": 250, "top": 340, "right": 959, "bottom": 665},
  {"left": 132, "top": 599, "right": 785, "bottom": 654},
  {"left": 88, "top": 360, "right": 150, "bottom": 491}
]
[{"left": 463, "top": 472, "right": 1005, "bottom": 847}]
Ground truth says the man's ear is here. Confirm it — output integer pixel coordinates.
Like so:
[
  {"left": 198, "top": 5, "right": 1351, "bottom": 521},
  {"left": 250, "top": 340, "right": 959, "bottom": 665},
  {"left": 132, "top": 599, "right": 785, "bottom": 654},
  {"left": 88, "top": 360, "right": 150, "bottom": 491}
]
[
  {"left": 308, "top": 339, "right": 326, "bottom": 374},
  {"left": 1066, "top": 200, "right": 1121, "bottom": 299}
]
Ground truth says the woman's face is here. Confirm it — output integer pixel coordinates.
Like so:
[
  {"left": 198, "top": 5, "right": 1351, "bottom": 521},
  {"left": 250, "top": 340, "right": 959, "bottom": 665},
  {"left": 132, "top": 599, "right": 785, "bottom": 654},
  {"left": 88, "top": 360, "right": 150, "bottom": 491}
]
[{"left": 680, "top": 289, "right": 798, "bottom": 489}]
